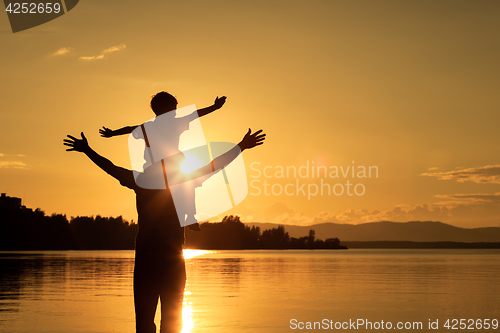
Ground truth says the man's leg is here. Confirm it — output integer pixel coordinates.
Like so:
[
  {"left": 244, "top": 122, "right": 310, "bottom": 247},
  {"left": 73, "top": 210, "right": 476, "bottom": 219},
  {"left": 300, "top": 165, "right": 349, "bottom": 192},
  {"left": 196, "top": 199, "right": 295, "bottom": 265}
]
[
  {"left": 159, "top": 255, "right": 186, "bottom": 333},
  {"left": 134, "top": 254, "right": 161, "bottom": 333}
]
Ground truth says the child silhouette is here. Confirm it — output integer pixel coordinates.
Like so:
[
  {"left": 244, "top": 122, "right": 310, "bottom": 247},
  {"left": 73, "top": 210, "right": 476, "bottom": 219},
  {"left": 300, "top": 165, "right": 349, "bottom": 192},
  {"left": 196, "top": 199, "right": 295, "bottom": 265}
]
[{"left": 100, "top": 92, "right": 226, "bottom": 231}]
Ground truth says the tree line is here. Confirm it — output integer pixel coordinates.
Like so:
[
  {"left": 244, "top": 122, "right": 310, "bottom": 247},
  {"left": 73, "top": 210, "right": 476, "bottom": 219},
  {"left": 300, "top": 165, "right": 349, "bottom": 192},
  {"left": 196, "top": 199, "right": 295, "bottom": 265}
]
[
  {"left": 0, "top": 208, "right": 345, "bottom": 250},
  {"left": 186, "top": 215, "right": 345, "bottom": 249}
]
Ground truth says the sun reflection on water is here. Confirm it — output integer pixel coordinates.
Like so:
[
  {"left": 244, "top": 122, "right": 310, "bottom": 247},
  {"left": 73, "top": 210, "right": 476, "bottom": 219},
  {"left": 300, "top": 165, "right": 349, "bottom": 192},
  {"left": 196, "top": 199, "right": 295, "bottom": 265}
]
[
  {"left": 181, "top": 249, "right": 212, "bottom": 332},
  {"left": 181, "top": 291, "right": 193, "bottom": 333},
  {"left": 183, "top": 249, "right": 212, "bottom": 260}
]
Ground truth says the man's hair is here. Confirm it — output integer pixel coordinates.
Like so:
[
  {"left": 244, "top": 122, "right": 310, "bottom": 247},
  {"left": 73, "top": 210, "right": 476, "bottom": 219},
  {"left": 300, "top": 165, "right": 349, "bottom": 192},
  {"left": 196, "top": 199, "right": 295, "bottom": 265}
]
[{"left": 150, "top": 91, "right": 178, "bottom": 115}]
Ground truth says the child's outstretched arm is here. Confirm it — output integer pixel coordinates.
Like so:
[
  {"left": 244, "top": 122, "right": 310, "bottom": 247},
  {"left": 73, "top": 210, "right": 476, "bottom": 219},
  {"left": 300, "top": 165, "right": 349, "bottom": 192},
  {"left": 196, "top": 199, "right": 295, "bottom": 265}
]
[
  {"left": 99, "top": 125, "right": 140, "bottom": 138},
  {"left": 196, "top": 96, "right": 226, "bottom": 118}
]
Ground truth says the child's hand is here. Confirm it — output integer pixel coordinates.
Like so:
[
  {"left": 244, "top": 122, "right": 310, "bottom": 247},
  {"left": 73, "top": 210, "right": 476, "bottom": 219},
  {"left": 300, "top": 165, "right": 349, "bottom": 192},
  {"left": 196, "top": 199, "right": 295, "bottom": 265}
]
[
  {"left": 99, "top": 126, "right": 114, "bottom": 138},
  {"left": 213, "top": 96, "right": 226, "bottom": 109}
]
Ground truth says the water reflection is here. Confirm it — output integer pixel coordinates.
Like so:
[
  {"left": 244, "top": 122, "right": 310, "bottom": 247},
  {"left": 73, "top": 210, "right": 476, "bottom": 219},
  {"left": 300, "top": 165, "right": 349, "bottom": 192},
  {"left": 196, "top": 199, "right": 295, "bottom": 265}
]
[
  {"left": 1, "top": 250, "right": 500, "bottom": 333},
  {"left": 0, "top": 250, "right": 212, "bottom": 332},
  {"left": 0, "top": 253, "right": 45, "bottom": 312}
]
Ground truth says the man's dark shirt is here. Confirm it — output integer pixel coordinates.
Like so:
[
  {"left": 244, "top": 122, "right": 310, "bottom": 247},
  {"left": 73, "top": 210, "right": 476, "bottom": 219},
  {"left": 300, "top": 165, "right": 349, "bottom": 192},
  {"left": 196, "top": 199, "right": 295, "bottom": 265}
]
[{"left": 110, "top": 166, "right": 185, "bottom": 255}]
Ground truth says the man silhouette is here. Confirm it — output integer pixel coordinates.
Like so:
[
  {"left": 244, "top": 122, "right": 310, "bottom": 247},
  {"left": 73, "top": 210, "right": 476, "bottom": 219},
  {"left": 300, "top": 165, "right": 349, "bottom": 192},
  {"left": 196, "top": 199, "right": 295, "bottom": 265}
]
[{"left": 63, "top": 129, "right": 265, "bottom": 333}]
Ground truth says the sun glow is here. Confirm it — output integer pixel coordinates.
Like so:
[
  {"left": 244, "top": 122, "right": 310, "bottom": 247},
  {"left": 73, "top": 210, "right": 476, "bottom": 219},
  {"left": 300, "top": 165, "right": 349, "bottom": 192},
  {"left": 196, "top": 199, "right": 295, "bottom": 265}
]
[{"left": 181, "top": 153, "right": 203, "bottom": 174}]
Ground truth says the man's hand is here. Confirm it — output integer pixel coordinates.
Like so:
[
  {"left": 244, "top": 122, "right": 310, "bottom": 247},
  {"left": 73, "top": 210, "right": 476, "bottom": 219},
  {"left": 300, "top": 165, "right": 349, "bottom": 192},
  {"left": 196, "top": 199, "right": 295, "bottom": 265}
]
[
  {"left": 99, "top": 126, "right": 114, "bottom": 138},
  {"left": 64, "top": 132, "right": 90, "bottom": 153},
  {"left": 238, "top": 129, "right": 266, "bottom": 151},
  {"left": 213, "top": 96, "right": 227, "bottom": 109}
]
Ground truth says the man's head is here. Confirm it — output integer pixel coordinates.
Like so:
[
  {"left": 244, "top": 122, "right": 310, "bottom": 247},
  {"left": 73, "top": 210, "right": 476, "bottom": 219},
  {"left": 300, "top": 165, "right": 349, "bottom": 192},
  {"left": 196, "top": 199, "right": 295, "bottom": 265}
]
[{"left": 150, "top": 91, "right": 178, "bottom": 115}]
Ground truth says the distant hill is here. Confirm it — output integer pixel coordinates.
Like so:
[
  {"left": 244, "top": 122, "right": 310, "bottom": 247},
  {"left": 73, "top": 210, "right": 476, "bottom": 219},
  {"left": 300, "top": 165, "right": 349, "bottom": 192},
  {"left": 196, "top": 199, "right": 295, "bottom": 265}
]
[{"left": 245, "top": 221, "right": 500, "bottom": 243}]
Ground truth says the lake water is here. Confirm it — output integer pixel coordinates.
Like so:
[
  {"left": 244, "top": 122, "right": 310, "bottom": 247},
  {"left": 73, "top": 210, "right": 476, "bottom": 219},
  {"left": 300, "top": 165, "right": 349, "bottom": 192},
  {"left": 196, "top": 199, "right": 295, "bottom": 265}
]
[{"left": 1, "top": 249, "right": 499, "bottom": 333}]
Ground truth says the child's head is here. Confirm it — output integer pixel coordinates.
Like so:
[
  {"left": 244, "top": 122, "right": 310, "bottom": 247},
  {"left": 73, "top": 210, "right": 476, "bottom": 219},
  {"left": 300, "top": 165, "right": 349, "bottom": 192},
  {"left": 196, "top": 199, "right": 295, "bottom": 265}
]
[{"left": 150, "top": 91, "right": 178, "bottom": 115}]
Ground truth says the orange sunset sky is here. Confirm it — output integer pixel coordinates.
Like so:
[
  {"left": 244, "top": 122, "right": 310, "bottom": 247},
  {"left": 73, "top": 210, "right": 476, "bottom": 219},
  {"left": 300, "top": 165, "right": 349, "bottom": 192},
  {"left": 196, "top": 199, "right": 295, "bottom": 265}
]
[{"left": 1, "top": 1, "right": 499, "bottom": 228}]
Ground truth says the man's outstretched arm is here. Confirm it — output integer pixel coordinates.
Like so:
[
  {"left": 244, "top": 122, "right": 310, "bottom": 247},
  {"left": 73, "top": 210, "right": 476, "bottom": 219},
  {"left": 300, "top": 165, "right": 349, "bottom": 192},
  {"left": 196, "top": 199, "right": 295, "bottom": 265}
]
[
  {"left": 210, "top": 128, "right": 266, "bottom": 170},
  {"left": 63, "top": 132, "right": 135, "bottom": 188},
  {"left": 167, "top": 129, "right": 266, "bottom": 185}
]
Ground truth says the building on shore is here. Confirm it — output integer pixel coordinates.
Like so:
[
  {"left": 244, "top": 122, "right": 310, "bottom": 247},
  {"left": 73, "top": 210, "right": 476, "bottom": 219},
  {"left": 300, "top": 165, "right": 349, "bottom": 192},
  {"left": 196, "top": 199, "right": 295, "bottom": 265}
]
[{"left": 0, "top": 193, "right": 23, "bottom": 210}]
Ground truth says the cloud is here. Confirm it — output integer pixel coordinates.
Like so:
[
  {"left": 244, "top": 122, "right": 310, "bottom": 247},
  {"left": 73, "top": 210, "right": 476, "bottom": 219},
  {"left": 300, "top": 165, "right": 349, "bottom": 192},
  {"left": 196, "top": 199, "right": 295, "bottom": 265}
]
[
  {"left": 103, "top": 44, "right": 126, "bottom": 53},
  {"left": 79, "top": 55, "right": 105, "bottom": 61},
  {"left": 435, "top": 193, "right": 500, "bottom": 204},
  {"left": 53, "top": 47, "right": 74, "bottom": 55},
  {"left": 0, "top": 153, "right": 27, "bottom": 169},
  {"left": 427, "top": 167, "right": 439, "bottom": 171},
  {"left": 0, "top": 153, "right": 25, "bottom": 157},
  {"left": 422, "top": 165, "right": 500, "bottom": 184},
  {"left": 0, "top": 161, "right": 27, "bottom": 169},
  {"left": 241, "top": 193, "right": 500, "bottom": 228},
  {"left": 355, "top": 193, "right": 500, "bottom": 227},
  {"left": 79, "top": 44, "right": 126, "bottom": 61}
]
